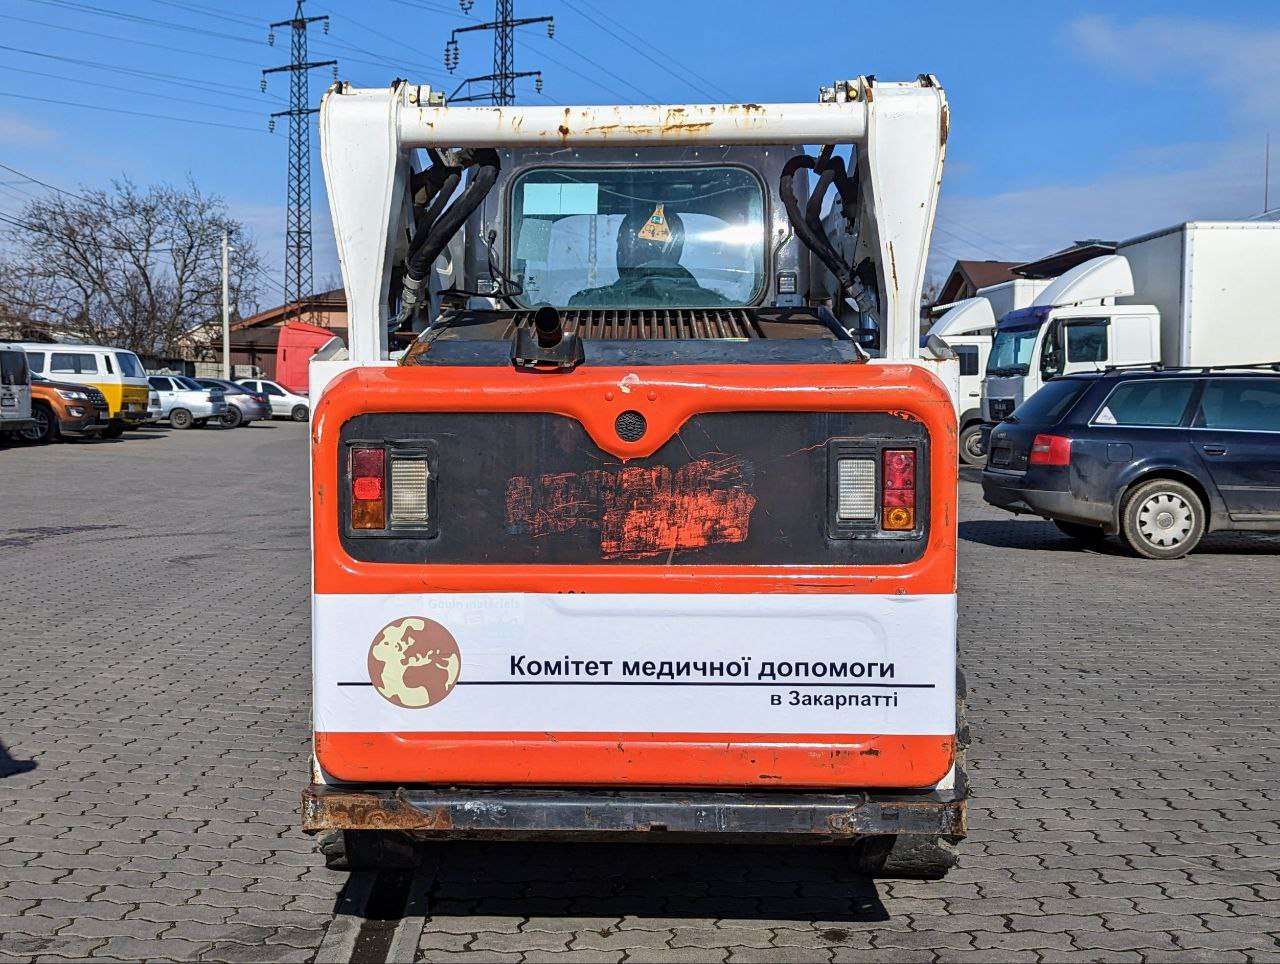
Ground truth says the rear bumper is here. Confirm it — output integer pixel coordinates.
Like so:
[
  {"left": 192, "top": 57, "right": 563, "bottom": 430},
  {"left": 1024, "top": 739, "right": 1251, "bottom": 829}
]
[
  {"left": 982, "top": 469, "right": 1111, "bottom": 526},
  {"left": 301, "top": 783, "right": 967, "bottom": 842}
]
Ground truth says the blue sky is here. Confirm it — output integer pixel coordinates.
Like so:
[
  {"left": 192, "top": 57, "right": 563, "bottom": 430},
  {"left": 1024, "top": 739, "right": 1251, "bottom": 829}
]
[{"left": 2, "top": 0, "right": 1279, "bottom": 301}]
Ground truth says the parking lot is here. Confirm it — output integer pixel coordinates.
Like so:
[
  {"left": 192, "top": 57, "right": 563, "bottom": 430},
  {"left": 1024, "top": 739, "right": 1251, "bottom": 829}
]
[{"left": 1, "top": 422, "right": 1278, "bottom": 964}]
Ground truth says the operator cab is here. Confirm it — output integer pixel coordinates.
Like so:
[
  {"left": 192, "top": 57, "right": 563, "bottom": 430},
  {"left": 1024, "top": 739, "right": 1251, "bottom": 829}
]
[{"left": 394, "top": 145, "right": 884, "bottom": 355}]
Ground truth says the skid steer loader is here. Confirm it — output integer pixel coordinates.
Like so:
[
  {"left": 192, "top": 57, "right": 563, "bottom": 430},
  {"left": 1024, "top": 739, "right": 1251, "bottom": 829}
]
[{"left": 303, "top": 76, "right": 966, "bottom": 878}]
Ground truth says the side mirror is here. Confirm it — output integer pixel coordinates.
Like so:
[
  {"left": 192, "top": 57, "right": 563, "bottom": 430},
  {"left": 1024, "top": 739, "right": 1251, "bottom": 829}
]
[{"left": 1040, "top": 348, "right": 1063, "bottom": 379}]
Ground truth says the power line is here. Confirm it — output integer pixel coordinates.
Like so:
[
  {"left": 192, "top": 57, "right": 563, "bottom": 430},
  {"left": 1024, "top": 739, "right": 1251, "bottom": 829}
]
[
  {"left": 517, "top": 27, "right": 658, "bottom": 103},
  {"left": 19, "top": 0, "right": 266, "bottom": 47},
  {"left": 0, "top": 43, "right": 282, "bottom": 103},
  {"left": 558, "top": 0, "right": 716, "bottom": 101},
  {"left": 0, "top": 65, "right": 273, "bottom": 118},
  {"left": 0, "top": 211, "right": 183, "bottom": 255},
  {"left": 936, "top": 215, "right": 1025, "bottom": 255},
  {"left": 931, "top": 223, "right": 1012, "bottom": 261},
  {"left": 0, "top": 162, "right": 87, "bottom": 202},
  {"left": 143, "top": 0, "right": 262, "bottom": 27},
  {"left": 0, "top": 13, "right": 270, "bottom": 70},
  {"left": 570, "top": 0, "right": 734, "bottom": 101},
  {"left": 0, "top": 91, "right": 270, "bottom": 133}
]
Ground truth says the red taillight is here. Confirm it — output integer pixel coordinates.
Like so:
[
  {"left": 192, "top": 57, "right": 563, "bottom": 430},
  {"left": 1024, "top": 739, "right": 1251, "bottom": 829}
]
[
  {"left": 350, "top": 447, "right": 386, "bottom": 529},
  {"left": 1029, "top": 433, "right": 1071, "bottom": 466},
  {"left": 882, "top": 449, "right": 916, "bottom": 531}
]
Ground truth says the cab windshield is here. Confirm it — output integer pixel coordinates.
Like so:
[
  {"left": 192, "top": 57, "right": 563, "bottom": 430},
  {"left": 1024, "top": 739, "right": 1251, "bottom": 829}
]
[
  {"left": 114, "top": 351, "right": 146, "bottom": 379},
  {"left": 987, "top": 309, "right": 1050, "bottom": 377},
  {"left": 508, "top": 165, "right": 766, "bottom": 309}
]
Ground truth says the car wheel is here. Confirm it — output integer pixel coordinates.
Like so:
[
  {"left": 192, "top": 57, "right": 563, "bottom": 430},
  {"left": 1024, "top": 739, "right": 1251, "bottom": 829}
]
[
  {"left": 222, "top": 405, "right": 244, "bottom": 429},
  {"left": 19, "top": 404, "right": 57, "bottom": 445},
  {"left": 1120, "top": 478, "right": 1205, "bottom": 560},
  {"left": 958, "top": 424, "right": 986, "bottom": 467},
  {"left": 170, "top": 408, "right": 194, "bottom": 430},
  {"left": 290, "top": 404, "right": 309, "bottom": 422},
  {"left": 1053, "top": 520, "right": 1108, "bottom": 545},
  {"left": 100, "top": 421, "right": 125, "bottom": 439}
]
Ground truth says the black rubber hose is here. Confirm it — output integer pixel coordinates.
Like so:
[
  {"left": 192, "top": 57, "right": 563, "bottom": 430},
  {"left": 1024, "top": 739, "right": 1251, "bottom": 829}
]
[
  {"left": 780, "top": 153, "right": 855, "bottom": 293},
  {"left": 805, "top": 165, "right": 836, "bottom": 236},
  {"left": 404, "top": 148, "right": 499, "bottom": 286},
  {"left": 407, "top": 169, "right": 460, "bottom": 259}
]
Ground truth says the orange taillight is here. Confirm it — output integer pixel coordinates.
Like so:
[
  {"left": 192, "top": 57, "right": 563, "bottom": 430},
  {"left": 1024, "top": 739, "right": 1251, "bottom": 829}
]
[
  {"left": 350, "top": 447, "right": 386, "bottom": 530},
  {"left": 882, "top": 449, "right": 916, "bottom": 531}
]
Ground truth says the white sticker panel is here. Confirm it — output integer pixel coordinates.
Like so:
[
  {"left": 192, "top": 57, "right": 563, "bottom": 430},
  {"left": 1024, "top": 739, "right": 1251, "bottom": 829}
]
[{"left": 313, "top": 592, "right": 956, "bottom": 736}]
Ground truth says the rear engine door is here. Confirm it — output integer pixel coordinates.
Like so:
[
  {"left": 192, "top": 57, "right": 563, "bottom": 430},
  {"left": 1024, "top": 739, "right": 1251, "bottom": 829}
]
[
  {"left": 1191, "top": 377, "right": 1280, "bottom": 522},
  {"left": 311, "top": 365, "right": 958, "bottom": 790}
]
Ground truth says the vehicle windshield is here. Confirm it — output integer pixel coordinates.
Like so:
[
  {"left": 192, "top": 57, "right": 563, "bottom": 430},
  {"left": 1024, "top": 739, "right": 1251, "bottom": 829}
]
[
  {"left": 177, "top": 376, "right": 205, "bottom": 391},
  {"left": 987, "top": 326, "right": 1042, "bottom": 376},
  {"left": 508, "top": 165, "right": 766, "bottom": 309},
  {"left": 1, "top": 349, "right": 29, "bottom": 386},
  {"left": 114, "top": 351, "right": 146, "bottom": 378}
]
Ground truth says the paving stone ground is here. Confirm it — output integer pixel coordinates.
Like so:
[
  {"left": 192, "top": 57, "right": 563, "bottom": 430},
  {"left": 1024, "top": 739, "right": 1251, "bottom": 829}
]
[{"left": 0, "top": 423, "right": 1277, "bottom": 963}]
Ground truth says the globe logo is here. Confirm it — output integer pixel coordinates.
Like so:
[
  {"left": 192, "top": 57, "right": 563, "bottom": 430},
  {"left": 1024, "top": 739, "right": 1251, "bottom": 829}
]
[{"left": 367, "top": 616, "right": 462, "bottom": 708}]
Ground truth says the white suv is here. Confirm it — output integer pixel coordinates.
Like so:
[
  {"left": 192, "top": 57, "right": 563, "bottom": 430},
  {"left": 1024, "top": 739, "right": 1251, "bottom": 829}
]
[{"left": 238, "top": 379, "right": 309, "bottom": 421}]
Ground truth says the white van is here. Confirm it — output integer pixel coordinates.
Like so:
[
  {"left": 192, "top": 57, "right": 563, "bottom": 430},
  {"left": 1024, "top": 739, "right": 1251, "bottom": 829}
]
[
  {"left": 0, "top": 342, "right": 34, "bottom": 435},
  {"left": 21, "top": 343, "right": 151, "bottom": 438}
]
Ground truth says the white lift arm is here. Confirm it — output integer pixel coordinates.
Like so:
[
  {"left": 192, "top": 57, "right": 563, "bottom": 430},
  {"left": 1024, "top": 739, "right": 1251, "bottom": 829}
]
[{"left": 319, "top": 77, "right": 948, "bottom": 364}]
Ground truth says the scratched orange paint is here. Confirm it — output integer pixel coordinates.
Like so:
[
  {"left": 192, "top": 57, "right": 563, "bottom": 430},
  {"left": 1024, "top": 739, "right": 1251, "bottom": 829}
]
[{"left": 507, "top": 457, "right": 757, "bottom": 559}]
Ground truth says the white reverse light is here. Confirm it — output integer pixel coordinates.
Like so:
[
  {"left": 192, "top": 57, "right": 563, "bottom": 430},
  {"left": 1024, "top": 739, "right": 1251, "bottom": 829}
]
[
  {"left": 836, "top": 458, "right": 876, "bottom": 521},
  {"left": 389, "top": 458, "right": 430, "bottom": 525}
]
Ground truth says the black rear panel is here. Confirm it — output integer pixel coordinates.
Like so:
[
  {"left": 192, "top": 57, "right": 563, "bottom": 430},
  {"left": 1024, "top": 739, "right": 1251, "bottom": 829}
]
[{"left": 340, "top": 412, "right": 928, "bottom": 565}]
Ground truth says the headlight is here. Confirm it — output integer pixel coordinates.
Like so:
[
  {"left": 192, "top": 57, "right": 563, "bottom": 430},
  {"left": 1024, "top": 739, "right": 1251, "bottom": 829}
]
[{"left": 57, "top": 389, "right": 88, "bottom": 401}]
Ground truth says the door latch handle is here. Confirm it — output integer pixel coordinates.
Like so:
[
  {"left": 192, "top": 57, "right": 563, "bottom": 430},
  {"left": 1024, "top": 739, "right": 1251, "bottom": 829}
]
[{"left": 1202, "top": 444, "right": 1227, "bottom": 456}]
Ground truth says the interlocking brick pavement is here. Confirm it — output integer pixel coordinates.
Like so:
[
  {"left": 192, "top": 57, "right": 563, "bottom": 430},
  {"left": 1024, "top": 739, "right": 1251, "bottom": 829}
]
[{"left": 1, "top": 427, "right": 1278, "bottom": 962}]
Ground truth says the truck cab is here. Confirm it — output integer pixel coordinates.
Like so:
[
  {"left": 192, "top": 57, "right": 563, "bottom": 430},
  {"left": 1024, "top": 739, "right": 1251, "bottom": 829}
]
[
  {"left": 926, "top": 298, "right": 994, "bottom": 465},
  {"left": 982, "top": 255, "right": 1159, "bottom": 424},
  {"left": 305, "top": 78, "right": 965, "bottom": 879}
]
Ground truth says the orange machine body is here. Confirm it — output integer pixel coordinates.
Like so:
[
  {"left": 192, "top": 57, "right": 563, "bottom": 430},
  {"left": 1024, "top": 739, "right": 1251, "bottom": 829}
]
[{"left": 311, "top": 361, "right": 958, "bottom": 790}]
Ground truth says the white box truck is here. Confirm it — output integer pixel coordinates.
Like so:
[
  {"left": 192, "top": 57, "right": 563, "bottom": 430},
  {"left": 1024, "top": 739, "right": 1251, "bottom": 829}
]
[
  {"left": 981, "top": 221, "right": 1280, "bottom": 425},
  {"left": 928, "top": 278, "right": 1049, "bottom": 464}
]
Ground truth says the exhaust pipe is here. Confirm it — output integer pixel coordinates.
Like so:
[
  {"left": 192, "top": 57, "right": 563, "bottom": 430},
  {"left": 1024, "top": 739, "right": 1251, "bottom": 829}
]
[{"left": 534, "top": 306, "right": 563, "bottom": 348}]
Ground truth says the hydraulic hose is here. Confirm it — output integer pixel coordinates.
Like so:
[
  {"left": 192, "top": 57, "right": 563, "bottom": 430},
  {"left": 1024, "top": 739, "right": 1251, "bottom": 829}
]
[
  {"left": 394, "top": 148, "right": 500, "bottom": 328},
  {"left": 779, "top": 153, "right": 856, "bottom": 295}
]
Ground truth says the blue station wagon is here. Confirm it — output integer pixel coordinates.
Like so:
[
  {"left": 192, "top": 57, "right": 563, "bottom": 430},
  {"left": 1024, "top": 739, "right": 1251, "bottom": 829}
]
[{"left": 982, "top": 367, "right": 1280, "bottom": 558}]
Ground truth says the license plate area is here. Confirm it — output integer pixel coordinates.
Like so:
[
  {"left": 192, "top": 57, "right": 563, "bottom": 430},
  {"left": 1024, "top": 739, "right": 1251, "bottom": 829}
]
[{"left": 990, "top": 445, "right": 1012, "bottom": 467}]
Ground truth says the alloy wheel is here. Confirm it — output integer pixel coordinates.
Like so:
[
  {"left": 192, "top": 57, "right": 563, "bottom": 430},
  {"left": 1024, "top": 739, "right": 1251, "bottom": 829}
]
[{"left": 20, "top": 408, "right": 49, "bottom": 442}]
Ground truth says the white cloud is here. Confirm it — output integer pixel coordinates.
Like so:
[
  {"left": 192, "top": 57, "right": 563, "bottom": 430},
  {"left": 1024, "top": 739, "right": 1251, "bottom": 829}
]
[
  {"left": 0, "top": 113, "right": 58, "bottom": 144},
  {"left": 1070, "top": 15, "right": 1280, "bottom": 123},
  {"left": 929, "top": 14, "right": 1280, "bottom": 278}
]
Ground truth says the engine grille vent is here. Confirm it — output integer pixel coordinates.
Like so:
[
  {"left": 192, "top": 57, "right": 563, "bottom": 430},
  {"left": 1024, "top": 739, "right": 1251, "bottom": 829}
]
[{"left": 504, "top": 308, "right": 763, "bottom": 341}]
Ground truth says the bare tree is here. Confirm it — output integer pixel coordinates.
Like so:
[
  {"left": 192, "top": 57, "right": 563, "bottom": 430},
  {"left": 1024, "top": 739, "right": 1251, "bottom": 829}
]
[{"left": 0, "top": 178, "right": 264, "bottom": 354}]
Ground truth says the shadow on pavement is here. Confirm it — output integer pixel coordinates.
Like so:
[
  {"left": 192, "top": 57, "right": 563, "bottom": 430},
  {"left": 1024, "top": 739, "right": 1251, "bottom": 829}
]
[
  {"left": 960, "top": 518, "right": 1280, "bottom": 557},
  {"left": 958, "top": 519, "right": 1122, "bottom": 554},
  {"left": 411, "top": 841, "right": 889, "bottom": 923},
  {"left": 0, "top": 740, "right": 36, "bottom": 777}
]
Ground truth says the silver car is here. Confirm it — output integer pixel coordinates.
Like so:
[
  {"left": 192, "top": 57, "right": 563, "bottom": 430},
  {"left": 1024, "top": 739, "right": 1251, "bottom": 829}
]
[
  {"left": 237, "top": 379, "right": 309, "bottom": 421},
  {"left": 146, "top": 375, "right": 227, "bottom": 429},
  {"left": 194, "top": 378, "right": 272, "bottom": 428}
]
